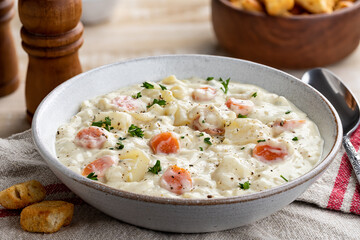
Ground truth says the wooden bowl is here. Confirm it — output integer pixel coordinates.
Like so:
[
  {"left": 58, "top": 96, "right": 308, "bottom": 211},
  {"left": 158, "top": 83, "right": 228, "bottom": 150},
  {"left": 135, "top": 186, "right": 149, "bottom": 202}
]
[{"left": 211, "top": 0, "right": 360, "bottom": 69}]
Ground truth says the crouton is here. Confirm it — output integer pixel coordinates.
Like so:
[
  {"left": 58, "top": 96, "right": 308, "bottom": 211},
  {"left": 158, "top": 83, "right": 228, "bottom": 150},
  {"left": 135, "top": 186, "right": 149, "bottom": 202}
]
[
  {"left": 20, "top": 201, "right": 74, "bottom": 233},
  {"left": 0, "top": 180, "right": 46, "bottom": 209}
]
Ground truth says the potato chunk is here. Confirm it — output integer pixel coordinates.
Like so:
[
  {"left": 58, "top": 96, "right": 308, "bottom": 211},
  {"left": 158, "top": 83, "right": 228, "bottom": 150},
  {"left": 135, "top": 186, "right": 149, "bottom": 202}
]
[{"left": 119, "top": 149, "right": 151, "bottom": 182}]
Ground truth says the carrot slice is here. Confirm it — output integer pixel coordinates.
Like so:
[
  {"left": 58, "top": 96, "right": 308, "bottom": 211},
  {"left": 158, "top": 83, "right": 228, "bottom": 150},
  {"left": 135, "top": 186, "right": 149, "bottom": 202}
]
[
  {"left": 82, "top": 155, "right": 115, "bottom": 178},
  {"left": 74, "top": 126, "right": 107, "bottom": 149},
  {"left": 253, "top": 143, "right": 288, "bottom": 161},
  {"left": 160, "top": 165, "right": 192, "bottom": 194},
  {"left": 192, "top": 87, "right": 217, "bottom": 102},
  {"left": 225, "top": 98, "right": 254, "bottom": 116},
  {"left": 150, "top": 132, "right": 180, "bottom": 154}
]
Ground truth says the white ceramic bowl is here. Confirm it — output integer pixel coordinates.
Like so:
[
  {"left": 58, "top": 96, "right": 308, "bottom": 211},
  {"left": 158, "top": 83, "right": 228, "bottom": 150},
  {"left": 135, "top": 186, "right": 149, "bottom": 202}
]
[
  {"left": 32, "top": 55, "right": 342, "bottom": 233},
  {"left": 81, "top": 0, "right": 119, "bottom": 25}
]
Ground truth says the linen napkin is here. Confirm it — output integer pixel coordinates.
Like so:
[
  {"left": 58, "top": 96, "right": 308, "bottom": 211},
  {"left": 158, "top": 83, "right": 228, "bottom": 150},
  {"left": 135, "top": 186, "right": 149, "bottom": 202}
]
[{"left": 0, "top": 129, "right": 359, "bottom": 239}]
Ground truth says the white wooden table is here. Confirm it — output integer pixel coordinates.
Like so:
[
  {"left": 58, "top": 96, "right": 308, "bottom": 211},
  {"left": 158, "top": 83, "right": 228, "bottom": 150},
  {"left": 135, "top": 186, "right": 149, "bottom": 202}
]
[{"left": 1, "top": 0, "right": 359, "bottom": 138}]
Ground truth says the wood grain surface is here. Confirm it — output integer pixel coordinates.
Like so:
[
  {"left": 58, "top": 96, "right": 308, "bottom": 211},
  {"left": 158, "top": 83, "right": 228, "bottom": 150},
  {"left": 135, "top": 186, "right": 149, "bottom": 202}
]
[
  {"left": 212, "top": 0, "right": 360, "bottom": 69},
  {"left": 0, "top": 0, "right": 359, "bottom": 138},
  {"left": 19, "top": 0, "right": 83, "bottom": 121},
  {"left": 0, "top": 0, "right": 19, "bottom": 97}
]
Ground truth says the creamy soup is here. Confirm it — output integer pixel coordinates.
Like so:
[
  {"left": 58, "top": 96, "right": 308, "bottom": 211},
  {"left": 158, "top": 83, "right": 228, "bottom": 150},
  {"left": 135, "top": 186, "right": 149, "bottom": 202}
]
[{"left": 55, "top": 75, "right": 323, "bottom": 199}]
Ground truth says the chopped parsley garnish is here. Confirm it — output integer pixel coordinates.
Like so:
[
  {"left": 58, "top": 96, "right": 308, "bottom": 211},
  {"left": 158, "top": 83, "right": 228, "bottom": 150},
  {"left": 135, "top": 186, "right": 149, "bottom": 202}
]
[
  {"left": 285, "top": 110, "right": 291, "bottom": 114},
  {"left": 148, "top": 160, "right": 162, "bottom": 174},
  {"left": 199, "top": 132, "right": 204, "bottom": 137},
  {"left": 118, "top": 137, "right": 126, "bottom": 140},
  {"left": 251, "top": 92, "right": 257, "bottom": 98},
  {"left": 92, "top": 116, "right": 113, "bottom": 131},
  {"left": 109, "top": 148, "right": 114, "bottom": 150},
  {"left": 206, "top": 77, "right": 214, "bottom": 81},
  {"left": 204, "top": 137, "right": 212, "bottom": 145},
  {"left": 199, "top": 147, "right": 203, "bottom": 151},
  {"left": 292, "top": 137, "right": 299, "bottom": 141},
  {"left": 132, "top": 92, "right": 142, "bottom": 99},
  {"left": 147, "top": 99, "right": 167, "bottom": 109},
  {"left": 87, "top": 172, "right": 98, "bottom": 181},
  {"left": 180, "top": 136, "right": 185, "bottom": 139},
  {"left": 142, "top": 82, "right": 154, "bottom": 89},
  {"left": 128, "top": 124, "right": 144, "bottom": 138},
  {"left": 202, "top": 120, "right": 205, "bottom": 123},
  {"left": 159, "top": 84, "right": 167, "bottom": 90},
  {"left": 257, "top": 139, "right": 266, "bottom": 143},
  {"left": 241, "top": 147, "right": 245, "bottom": 150},
  {"left": 116, "top": 141, "right": 124, "bottom": 150},
  {"left": 280, "top": 175, "right": 289, "bottom": 182},
  {"left": 238, "top": 113, "right": 247, "bottom": 118},
  {"left": 219, "top": 77, "right": 230, "bottom": 94},
  {"left": 239, "top": 181, "right": 251, "bottom": 190}
]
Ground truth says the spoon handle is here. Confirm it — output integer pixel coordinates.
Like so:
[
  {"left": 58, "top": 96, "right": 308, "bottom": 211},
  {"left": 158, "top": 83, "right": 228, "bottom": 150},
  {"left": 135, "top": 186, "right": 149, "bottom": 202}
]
[{"left": 343, "top": 136, "right": 360, "bottom": 183}]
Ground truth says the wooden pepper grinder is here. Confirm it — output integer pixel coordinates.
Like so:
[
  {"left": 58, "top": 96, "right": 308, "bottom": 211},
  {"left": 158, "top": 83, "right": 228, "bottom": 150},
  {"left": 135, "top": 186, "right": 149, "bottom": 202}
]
[
  {"left": 0, "top": 0, "right": 19, "bottom": 97},
  {"left": 18, "top": 0, "right": 83, "bottom": 121}
]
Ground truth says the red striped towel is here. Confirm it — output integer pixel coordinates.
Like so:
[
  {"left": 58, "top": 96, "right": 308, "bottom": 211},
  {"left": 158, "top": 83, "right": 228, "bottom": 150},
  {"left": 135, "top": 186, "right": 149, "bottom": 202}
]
[{"left": 297, "top": 126, "right": 360, "bottom": 214}]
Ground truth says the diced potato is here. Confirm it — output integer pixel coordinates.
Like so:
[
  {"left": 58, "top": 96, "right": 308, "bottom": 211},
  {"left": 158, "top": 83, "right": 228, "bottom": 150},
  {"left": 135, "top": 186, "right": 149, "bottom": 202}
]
[
  {"left": 161, "top": 90, "right": 175, "bottom": 102},
  {"left": 94, "top": 111, "right": 132, "bottom": 131},
  {"left": 212, "top": 156, "right": 252, "bottom": 190},
  {"left": 174, "top": 106, "right": 191, "bottom": 126},
  {"left": 225, "top": 118, "right": 271, "bottom": 145},
  {"left": 119, "top": 149, "right": 151, "bottom": 182}
]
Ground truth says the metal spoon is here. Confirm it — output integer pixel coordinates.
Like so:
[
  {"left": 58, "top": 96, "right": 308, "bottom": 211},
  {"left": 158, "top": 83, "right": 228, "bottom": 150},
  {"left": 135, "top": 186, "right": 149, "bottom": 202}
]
[{"left": 302, "top": 68, "right": 360, "bottom": 183}]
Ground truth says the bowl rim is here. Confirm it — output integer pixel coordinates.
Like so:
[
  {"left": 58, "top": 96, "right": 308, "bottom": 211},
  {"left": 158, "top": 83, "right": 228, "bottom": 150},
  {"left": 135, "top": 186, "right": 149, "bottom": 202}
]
[
  {"left": 216, "top": 0, "right": 360, "bottom": 20},
  {"left": 32, "top": 54, "right": 343, "bottom": 206}
]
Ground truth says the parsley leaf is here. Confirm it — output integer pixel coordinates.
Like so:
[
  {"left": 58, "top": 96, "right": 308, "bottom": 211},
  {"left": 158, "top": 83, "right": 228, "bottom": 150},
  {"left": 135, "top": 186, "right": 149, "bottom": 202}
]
[
  {"left": 142, "top": 82, "right": 154, "bottom": 89},
  {"left": 204, "top": 137, "right": 212, "bottom": 145},
  {"left": 285, "top": 110, "right": 291, "bottom": 114},
  {"left": 128, "top": 124, "right": 144, "bottom": 138},
  {"left": 148, "top": 160, "right": 162, "bottom": 174},
  {"left": 132, "top": 92, "right": 142, "bottom": 99},
  {"left": 280, "top": 175, "right": 289, "bottom": 182},
  {"left": 292, "top": 137, "right": 299, "bottom": 141},
  {"left": 116, "top": 141, "right": 124, "bottom": 150},
  {"left": 219, "top": 77, "right": 230, "bottom": 94},
  {"left": 92, "top": 116, "right": 113, "bottom": 131},
  {"left": 87, "top": 172, "right": 98, "bottom": 181},
  {"left": 199, "top": 147, "right": 203, "bottom": 151},
  {"left": 206, "top": 77, "right": 214, "bottom": 81},
  {"left": 238, "top": 113, "right": 247, "bottom": 118},
  {"left": 199, "top": 132, "right": 204, "bottom": 137},
  {"left": 251, "top": 92, "right": 257, "bottom": 98},
  {"left": 159, "top": 84, "right": 167, "bottom": 90},
  {"left": 241, "top": 147, "right": 245, "bottom": 150},
  {"left": 147, "top": 99, "right": 167, "bottom": 109},
  {"left": 180, "top": 136, "right": 185, "bottom": 139},
  {"left": 239, "top": 181, "right": 250, "bottom": 190},
  {"left": 257, "top": 139, "right": 266, "bottom": 143}
]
